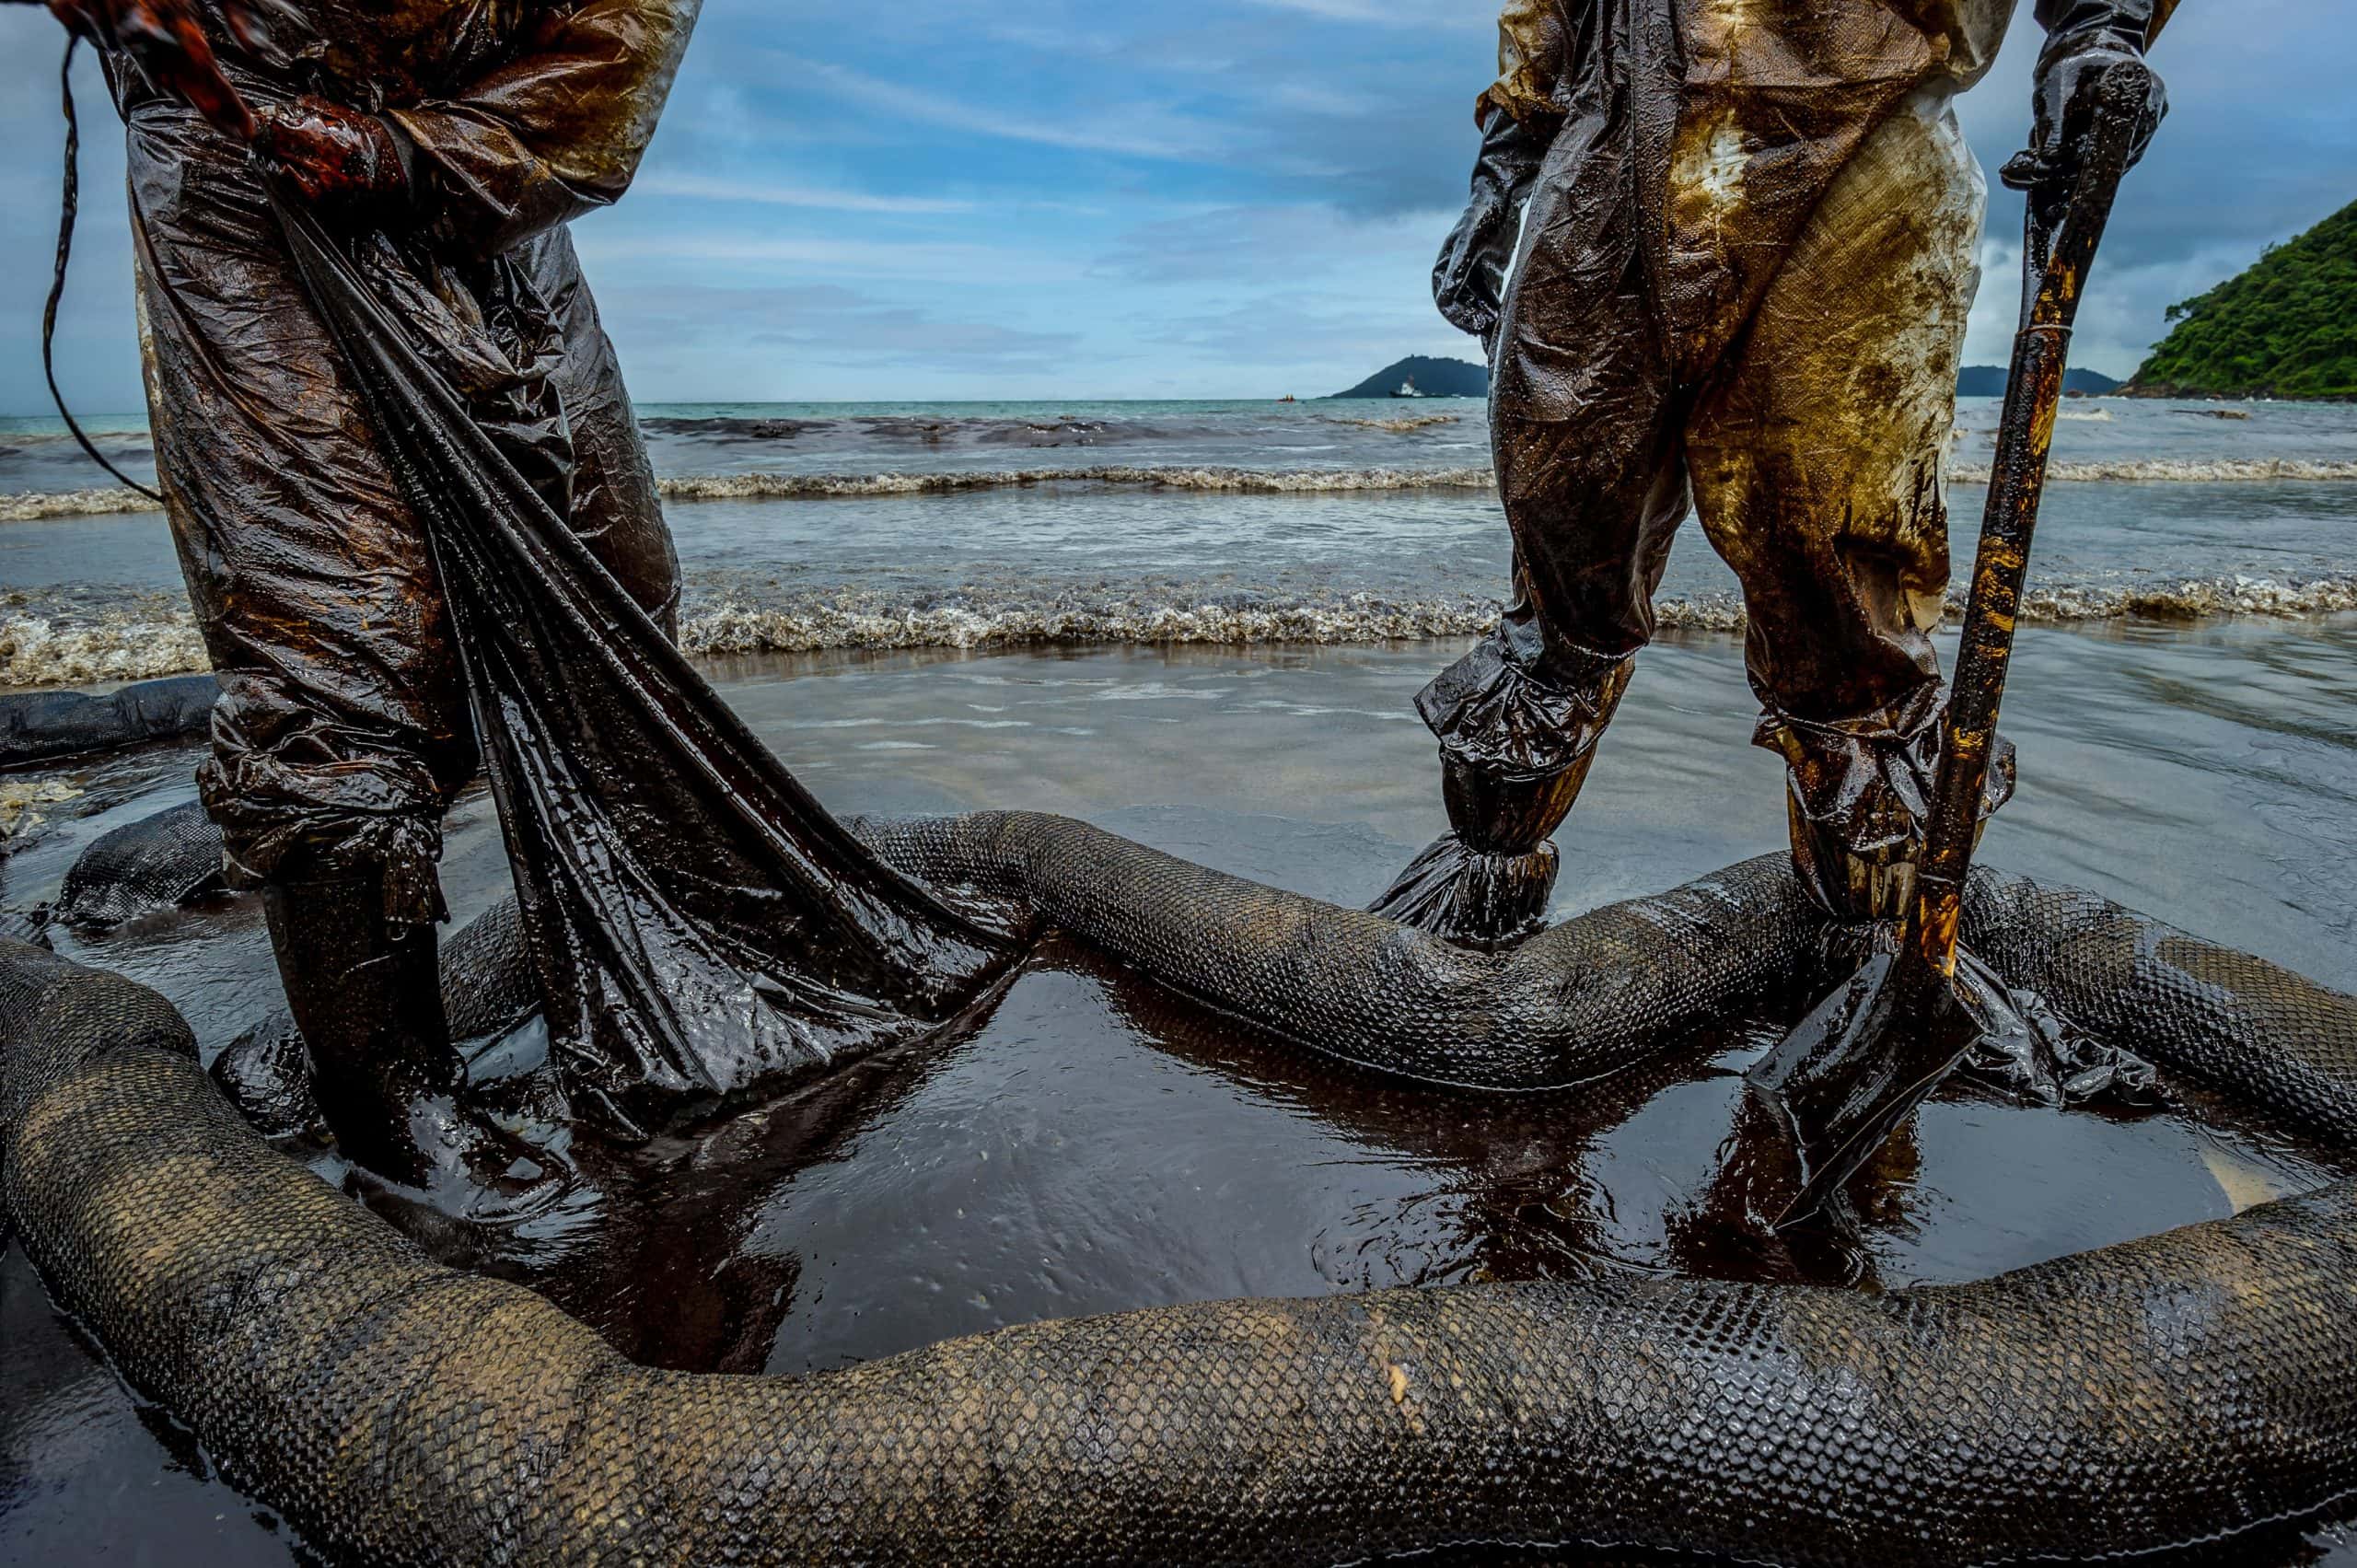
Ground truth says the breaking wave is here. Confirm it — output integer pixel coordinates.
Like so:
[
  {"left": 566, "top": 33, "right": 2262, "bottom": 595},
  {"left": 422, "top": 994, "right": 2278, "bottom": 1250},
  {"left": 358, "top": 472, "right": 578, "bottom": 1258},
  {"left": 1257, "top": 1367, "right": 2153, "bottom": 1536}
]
[
  {"left": 10, "top": 575, "right": 2357, "bottom": 691},
  {"left": 15, "top": 457, "right": 2357, "bottom": 522},
  {"left": 1324, "top": 414, "right": 1464, "bottom": 434},
  {"left": 678, "top": 588, "right": 1501, "bottom": 657},
  {"left": 2, "top": 488, "right": 160, "bottom": 522},
  {"left": 644, "top": 412, "right": 1164, "bottom": 448},
  {"left": 653, "top": 466, "right": 1497, "bottom": 503},
  {"left": 2004, "top": 574, "right": 2357, "bottom": 621},
  {"left": 671, "top": 574, "right": 2357, "bottom": 658},
  {"left": 1948, "top": 459, "right": 2357, "bottom": 484},
  {"left": 1, "top": 597, "right": 210, "bottom": 687},
  {"left": 0, "top": 467, "right": 1503, "bottom": 520}
]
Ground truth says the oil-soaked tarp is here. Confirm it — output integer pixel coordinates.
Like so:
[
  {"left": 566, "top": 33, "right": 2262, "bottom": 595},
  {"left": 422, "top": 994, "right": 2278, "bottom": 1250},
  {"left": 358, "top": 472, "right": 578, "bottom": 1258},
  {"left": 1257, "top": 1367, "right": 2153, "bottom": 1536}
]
[{"left": 274, "top": 196, "right": 1015, "bottom": 1137}]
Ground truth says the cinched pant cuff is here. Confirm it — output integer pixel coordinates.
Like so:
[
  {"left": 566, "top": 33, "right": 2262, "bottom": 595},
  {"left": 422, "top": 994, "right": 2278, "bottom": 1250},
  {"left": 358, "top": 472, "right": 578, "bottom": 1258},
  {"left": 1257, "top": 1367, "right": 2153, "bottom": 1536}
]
[{"left": 1368, "top": 832, "right": 1559, "bottom": 949}]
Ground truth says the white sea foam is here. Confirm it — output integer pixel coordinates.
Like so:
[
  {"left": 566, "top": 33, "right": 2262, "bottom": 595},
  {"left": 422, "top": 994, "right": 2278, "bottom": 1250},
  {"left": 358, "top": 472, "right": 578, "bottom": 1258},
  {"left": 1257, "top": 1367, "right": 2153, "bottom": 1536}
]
[
  {"left": 1, "top": 610, "right": 211, "bottom": 688},
  {"left": 15, "top": 455, "right": 2357, "bottom": 523},
  {"left": 1, "top": 487, "right": 160, "bottom": 522},
  {"left": 1323, "top": 414, "right": 1464, "bottom": 433},
  {"left": 1949, "top": 459, "right": 2357, "bottom": 483},
  {"left": 659, "top": 568, "right": 2357, "bottom": 655},
  {"left": 0, "top": 776, "right": 83, "bottom": 842},
  {"left": 9, "top": 574, "right": 2357, "bottom": 691},
  {"left": 673, "top": 573, "right": 2357, "bottom": 656},
  {"left": 1652, "top": 575, "right": 2357, "bottom": 630},
  {"left": 2005, "top": 574, "right": 2357, "bottom": 621},
  {"left": 678, "top": 591, "right": 1504, "bottom": 656},
  {"left": 653, "top": 465, "right": 1499, "bottom": 503}
]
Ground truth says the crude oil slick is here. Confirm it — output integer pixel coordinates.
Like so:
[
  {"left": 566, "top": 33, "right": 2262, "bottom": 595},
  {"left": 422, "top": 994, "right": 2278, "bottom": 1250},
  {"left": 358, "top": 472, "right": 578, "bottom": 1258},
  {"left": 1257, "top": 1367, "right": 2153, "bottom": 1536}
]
[{"left": 7, "top": 629, "right": 2357, "bottom": 1563}]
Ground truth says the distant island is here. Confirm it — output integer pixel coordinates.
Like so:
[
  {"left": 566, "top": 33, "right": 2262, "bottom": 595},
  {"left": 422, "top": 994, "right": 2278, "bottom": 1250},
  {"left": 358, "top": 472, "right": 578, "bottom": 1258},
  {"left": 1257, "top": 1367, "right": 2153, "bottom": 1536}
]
[
  {"left": 1328, "top": 356, "right": 1489, "bottom": 400},
  {"left": 2125, "top": 197, "right": 2356, "bottom": 401},
  {"left": 1957, "top": 365, "right": 2121, "bottom": 398},
  {"left": 1332, "top": 354, "right": 2127, "bottom": 402}
]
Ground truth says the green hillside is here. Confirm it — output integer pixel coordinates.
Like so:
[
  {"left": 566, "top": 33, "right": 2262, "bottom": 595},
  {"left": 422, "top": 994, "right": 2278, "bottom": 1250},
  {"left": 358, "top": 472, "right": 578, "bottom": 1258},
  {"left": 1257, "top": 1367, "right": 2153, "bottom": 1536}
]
[
  {"left": 1328, "top": 356, "right": 1488, "bottom": 399},
  {"left": 2128, "top": 198, "right": 2357, "bottom": 400}
]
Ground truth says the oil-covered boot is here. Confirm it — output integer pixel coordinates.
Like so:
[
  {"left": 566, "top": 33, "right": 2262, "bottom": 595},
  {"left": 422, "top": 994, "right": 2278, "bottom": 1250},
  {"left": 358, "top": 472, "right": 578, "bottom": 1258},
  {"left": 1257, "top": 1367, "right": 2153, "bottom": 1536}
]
[
  {"left": 262, "top": 873, "right": 557, "bottom": 1211},
  {"left": 1756, "top": 694, "right": 2006, "bottom": 928},
  {"left": 1784, "top": 789, "right": 1919, "bottom": 927},
  {"left": 1368, "top": 751, "right": 1598, "bottom": 947},
  {"left": 1771, "top": 709, "right": 2155, "bottom": 1109},
  {"left": 1371, "top": 635, "right": 1631, "bottom": 947}
]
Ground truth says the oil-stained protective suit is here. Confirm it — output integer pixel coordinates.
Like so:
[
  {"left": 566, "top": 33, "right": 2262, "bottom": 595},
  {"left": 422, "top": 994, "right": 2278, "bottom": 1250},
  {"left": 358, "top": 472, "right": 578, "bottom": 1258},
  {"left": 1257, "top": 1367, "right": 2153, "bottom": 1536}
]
[
  {"left": 78, "top": 0, "right": 700, "bottom": 1195},
  {"left": 116, "top": 1, "right": 694, "bottom": 920},
  {"left": 1376, "top": 0, "right": 2169, "bottom": 942}
]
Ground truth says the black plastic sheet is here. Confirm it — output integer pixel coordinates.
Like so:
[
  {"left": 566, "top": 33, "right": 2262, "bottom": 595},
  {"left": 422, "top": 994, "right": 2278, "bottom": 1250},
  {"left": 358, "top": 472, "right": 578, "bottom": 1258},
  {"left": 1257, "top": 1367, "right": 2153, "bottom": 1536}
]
[{"left": 275, "top": 197, "right": 1015, "bottom": 1137}]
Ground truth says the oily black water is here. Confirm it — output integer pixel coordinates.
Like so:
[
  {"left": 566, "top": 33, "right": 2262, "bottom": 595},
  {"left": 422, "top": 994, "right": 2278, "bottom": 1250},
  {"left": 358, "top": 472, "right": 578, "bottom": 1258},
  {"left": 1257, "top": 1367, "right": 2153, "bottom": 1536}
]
[
  {"left": 7, "top": 633, "right": 2357, "bottom": 1564},
  {"left": 8, "top": 921, "right": 2354, "bottom": 1564}
]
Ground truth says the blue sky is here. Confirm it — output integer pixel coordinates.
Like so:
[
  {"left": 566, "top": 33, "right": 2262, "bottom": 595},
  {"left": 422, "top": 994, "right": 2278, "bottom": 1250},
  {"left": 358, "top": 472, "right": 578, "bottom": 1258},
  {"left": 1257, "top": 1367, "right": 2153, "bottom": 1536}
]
[{"left": 0, "top": 0, "right": 2347, "bottom": 411}]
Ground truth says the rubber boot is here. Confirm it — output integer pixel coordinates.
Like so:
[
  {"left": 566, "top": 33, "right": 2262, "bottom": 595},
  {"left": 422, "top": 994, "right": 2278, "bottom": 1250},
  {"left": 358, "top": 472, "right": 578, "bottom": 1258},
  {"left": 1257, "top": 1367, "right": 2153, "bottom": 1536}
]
[
  {"left": 262, "top": 874, "right": 554, "bottom": 1208},
  {"left": 1368, "top": 749, "right": 1598, "bottom": 947},
  {"left": 1782, "top": 769, "right": 2158, "bottom": 1110},
  {"left": 1784, "top": 788, "right": 1919, "bottom": 927}
]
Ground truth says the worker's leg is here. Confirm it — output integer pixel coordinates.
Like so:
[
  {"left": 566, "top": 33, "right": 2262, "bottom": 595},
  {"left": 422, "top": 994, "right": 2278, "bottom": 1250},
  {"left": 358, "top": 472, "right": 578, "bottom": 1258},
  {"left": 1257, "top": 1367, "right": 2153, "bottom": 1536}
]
[
  {"left": 1685, "top": 86, "right": 2005, "bottom": 923},
  {"left": 1375, "top": 10, "right": 1730, "bottom": 947},
  {"left": 130, "top": 105, "right": 473, "bottom": 920},
  {"left": 1371, "top": 267, "right": 1689, "bottom": 943},
  {"left": 128, "top": 104, "right": 518, "bottom": 1193}
]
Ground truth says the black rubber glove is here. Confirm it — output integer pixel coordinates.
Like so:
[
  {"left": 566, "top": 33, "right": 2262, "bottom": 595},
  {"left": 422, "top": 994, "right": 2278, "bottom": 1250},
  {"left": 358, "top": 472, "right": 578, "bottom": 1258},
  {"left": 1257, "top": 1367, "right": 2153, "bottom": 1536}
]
[
  {"left": 1433, "top": 104, "right": 1556, "bottom": 354},
  {"left": 2003, "top": 1, "right": 2167, "bottom": 192},
  {"left": 253, "top": 95, "right": 411, "bottom": 218}
]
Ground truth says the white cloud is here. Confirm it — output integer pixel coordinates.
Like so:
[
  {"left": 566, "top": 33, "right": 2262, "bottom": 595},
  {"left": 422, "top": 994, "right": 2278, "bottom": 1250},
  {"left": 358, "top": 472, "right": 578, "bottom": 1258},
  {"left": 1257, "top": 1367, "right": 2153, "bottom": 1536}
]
[
  {"left": 575, "top": 230, "right": 1081, "bottom": 288},
  {"left": 633, "top": 172, "right": 976, "bottom": 215},
  {"left": 787, "top": 55, "right": 1233, "bottom": 162},
  {"left": 1092, "top": 202, "right": 1453, "bottom": 286},
  {"left": 1241, "top": 0, "right": 1481, "bottom": 27}
]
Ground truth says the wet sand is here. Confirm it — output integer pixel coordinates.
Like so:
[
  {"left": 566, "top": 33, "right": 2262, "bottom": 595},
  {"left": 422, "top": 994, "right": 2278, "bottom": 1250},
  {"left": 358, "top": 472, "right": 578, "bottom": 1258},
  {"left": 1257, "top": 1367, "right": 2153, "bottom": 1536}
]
[{"left": 6, "top": 625, "right": 2357, "bottom": 1564}]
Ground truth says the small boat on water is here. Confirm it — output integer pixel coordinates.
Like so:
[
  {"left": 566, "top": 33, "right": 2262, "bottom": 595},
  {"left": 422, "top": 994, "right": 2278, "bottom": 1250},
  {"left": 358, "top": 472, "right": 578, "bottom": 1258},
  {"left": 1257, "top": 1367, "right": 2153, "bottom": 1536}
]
[{"left": 1391, "top": 377, "right": 1427, "bottom": 399}]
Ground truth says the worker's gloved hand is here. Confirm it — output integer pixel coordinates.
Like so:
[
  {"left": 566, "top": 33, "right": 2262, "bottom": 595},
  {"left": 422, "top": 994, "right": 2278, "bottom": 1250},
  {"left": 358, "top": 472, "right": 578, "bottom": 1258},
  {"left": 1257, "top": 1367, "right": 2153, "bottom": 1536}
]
[
  {"left": 44, "top": 0, "right": 254, "bottom": 138},
  {"left": 254, "top": 96, "right": 410, "bottom": 216},
  {"left": 1433, "top": 104, "right": 1554, "bottom": 354},
  {"left": 2002, "top": 6, "right": 2166, "bottom": 192}
]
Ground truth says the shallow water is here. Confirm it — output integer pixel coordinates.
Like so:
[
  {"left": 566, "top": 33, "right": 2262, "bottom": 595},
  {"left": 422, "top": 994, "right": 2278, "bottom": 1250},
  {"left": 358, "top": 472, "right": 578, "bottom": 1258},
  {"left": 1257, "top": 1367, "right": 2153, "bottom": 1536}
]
[{"left": 7, "top": 626, "right": 2357, "bottom": 1563}]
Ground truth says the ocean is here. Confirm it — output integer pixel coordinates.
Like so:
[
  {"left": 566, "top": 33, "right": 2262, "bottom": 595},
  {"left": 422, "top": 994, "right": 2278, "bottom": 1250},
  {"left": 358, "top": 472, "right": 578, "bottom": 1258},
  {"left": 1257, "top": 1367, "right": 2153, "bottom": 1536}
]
[{"left": 6, "top": 395, "right": 2357, "bottom": 689}]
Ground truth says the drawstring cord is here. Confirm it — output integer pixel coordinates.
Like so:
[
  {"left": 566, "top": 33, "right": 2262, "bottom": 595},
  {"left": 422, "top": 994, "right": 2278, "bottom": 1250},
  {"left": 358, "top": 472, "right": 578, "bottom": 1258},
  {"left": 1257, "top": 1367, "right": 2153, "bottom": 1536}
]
[{"left": 43, "top": 34, "right": 165, "bottom": 505}]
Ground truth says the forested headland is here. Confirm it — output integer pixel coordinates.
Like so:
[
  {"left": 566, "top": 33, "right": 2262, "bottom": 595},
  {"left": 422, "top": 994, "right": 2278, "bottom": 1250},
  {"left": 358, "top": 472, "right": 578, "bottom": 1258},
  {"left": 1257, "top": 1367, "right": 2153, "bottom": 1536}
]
[{"left": 2127, "top": 199, "right": 2357, "bottom": 401}]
